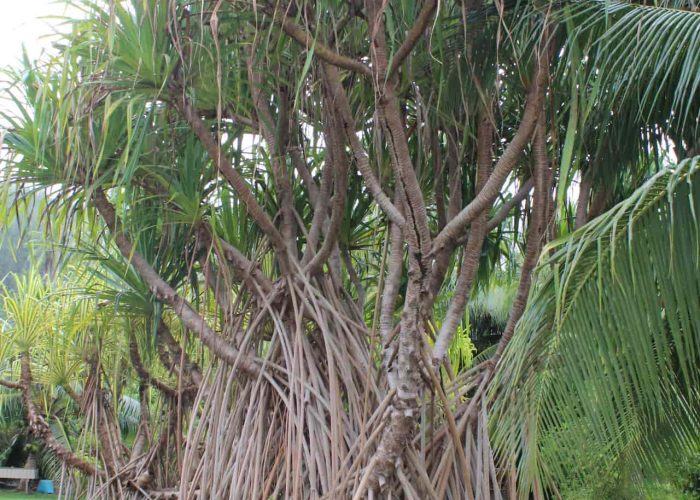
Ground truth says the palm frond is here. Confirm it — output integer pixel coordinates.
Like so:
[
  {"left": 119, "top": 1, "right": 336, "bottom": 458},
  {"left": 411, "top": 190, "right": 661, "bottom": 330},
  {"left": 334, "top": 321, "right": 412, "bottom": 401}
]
[
  {"left": 491, "top": 157, "right": 700, "bottom": 496},
  {"left": 568, "top": 0, "right": 700, "bottom": 133}
]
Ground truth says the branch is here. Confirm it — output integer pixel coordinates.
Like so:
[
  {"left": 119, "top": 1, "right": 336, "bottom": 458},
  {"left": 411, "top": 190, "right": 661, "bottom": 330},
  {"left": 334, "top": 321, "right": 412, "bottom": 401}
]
[
  {"left": 432, "top": 111, "right": 493, "bottom": 364},
  {"left": 197, "top": 224, "right": 273, "bottom": 295},
  {"left": 496, "top": 114, "right": 549, "bottom": 356},
  {"left": 156, "top": 320, "right": 203, "bottom": 387},
  {"left": 247, "top": 60, "right": 297, "bottom": 259},
  {"left": 342, "top": 247, "right": 366, "bottom": 311},
  {"left": 433, "top": 132, "right": 446, "bottom": 230},
  {"left": 290, "top": 145, "right": 319, "bottom": 208},
  {"left": 174, "top": 93, "right": 288, "bottom": 261},
  {"left": 432, "top": 55, "right": 547, "bottom": 254},
  {"left": 486, "top": 178, "right": 534, "bottom": 232},
  {"left": 276, "top": 12, "right": 371, "bottom": 76},
  {"left": 0, "top": 379, "right": 21, "bottom": 390},
  {"left": 92, "top": 188, "right": 260, "bottom": 377},
  {"left": 446, "top": 127, "right": 463, "bottom": 221},
  {"left": 428, "top": 127, "right": 465, "bottom": 298},
  {"left": 323, "top": 64, "right": 406, "bottom": 227},
  {"left": 305, "top": 110, "right": 350, "bottom": 275},
  {"left": 379, "top": 190, "right": 405, "bottom": 388},
  {"left": 20, "top": 353, "right": 99, "bottom": 476},
  {"left": 387, "top": 0, "right": 438, "bottom": 77},
  {"left": 368, "top": 6, "right": 432, "bottom": 261},
  {"left": 129, "top": 334, "right": 181, "bottom": 399},
  {"left": 301, "top": 155, "right": 333, "bottom": 264},
  {"left": 451, "top": 178, "right": 535, "bottom": 248}
]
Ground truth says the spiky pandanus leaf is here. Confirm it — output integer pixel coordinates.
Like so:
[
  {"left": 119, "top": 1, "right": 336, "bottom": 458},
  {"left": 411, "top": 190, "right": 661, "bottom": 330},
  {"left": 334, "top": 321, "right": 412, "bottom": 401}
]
[{"left": 491, "top": 157, "right": 700, "bottom": 497}]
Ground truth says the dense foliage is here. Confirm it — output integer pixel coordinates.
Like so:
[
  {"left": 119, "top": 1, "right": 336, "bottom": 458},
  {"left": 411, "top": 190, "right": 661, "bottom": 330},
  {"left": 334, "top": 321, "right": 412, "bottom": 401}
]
[{"left": 0, "top": 0, "right": 698, "bottom": 498}]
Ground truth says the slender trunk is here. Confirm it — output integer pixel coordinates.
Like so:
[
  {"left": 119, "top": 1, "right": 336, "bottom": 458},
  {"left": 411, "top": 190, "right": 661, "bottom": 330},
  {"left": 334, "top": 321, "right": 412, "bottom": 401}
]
[
  {"left": 432, "top": 111, "right": 493, "bottom": 364},
  {"left": 496, "top": 114, "right": 550, "bottom": 356}
]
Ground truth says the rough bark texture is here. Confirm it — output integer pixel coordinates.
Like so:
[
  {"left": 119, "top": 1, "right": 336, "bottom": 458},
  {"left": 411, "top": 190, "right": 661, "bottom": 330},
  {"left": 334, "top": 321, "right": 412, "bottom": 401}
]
[
  {"left": 323, "top": 63, "right": 406, "bottom": 227},
  {"left": 432, "top": 57, "right": 547, "bottom": 253},
  {"left": 432, "top": 111, "right": 493, "bottom": 363},
  {"left": 19, "top": 353, "right": 99, "bottom": 476}
]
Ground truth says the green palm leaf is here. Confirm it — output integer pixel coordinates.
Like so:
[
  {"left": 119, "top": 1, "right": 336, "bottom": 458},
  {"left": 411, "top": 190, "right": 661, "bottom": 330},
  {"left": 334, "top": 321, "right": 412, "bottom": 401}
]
[
  {"left": 569, "top": 0, "right": 700, "bottom": 132},
  {"left": 490, "top": 157, "right": 700, "bottom": 497}
]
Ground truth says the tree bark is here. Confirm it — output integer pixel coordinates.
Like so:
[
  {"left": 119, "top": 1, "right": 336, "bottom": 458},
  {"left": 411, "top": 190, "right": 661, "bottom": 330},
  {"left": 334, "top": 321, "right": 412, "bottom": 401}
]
[
  {"left": 432, "top": 56, "right": 547, "bottom": 253},
  {"left": 19, "top": 353, "right": 99, "bottom": 476},
  {"left": 496, "top": 114, "right": 550, "bottom": 356},
  {"left": 432, "top": 111, "right": 493, "bottom": 364}
]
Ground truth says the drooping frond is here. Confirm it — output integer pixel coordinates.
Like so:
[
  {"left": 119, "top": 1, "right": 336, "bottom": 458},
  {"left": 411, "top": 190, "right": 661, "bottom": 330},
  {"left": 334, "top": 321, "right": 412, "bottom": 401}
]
[
  {"left": 569, "top": 0, "right": 700, "bottom": 134},
  {"left": 490, "top": 157, "right": 700, "bottom": 496}
]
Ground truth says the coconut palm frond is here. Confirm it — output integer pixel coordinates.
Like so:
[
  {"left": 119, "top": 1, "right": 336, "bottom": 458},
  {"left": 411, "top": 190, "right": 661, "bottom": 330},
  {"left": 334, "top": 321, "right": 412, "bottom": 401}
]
[
  {"left": 491, "top": 157, "right": 700, "bottom": 496},
  {"left": 568, "top": 0, "right": 700, "bottom": 133}
]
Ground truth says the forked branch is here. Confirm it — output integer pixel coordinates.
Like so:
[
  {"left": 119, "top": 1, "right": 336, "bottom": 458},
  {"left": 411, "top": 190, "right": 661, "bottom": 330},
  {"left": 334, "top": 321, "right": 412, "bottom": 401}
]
[{"left": 432, "top": 54, "right": 548, "bottom": 253}]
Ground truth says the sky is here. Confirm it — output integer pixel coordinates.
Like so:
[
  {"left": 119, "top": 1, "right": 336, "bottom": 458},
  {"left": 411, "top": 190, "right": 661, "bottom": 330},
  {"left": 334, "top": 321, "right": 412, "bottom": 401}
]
[{"left": 0, "top": 1, "right": 77, "bottom": 69}]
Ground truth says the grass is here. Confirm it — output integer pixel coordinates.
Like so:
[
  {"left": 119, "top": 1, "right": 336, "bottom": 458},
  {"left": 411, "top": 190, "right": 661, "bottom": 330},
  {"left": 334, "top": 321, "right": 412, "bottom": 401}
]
[{"left": 0, "top": 492, "right": 55, "bottom": 499}]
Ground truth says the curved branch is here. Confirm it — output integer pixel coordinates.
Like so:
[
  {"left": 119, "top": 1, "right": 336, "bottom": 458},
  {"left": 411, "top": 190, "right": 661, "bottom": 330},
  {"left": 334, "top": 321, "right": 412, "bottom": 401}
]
[
  {"left": 19, "top": 353, "right": 99, "bottom": 476},
  {"left": 369, "top": 4, "right": 432, "bottom": 262},
  {"left": 451, "top": 178, "right": 535, "bottom": 248},
  {"left": 92, "top": 188, "right": 260, "bottom": 378},
  {"left": 302, "top": 149, "right": 333, "bottom": 264},
  {"left": 290, "top": 145, "right": 319, "bottom": 207},
  {"left": 387, "top": 0, "right": 438, "bottom": 77},
  {"left": 432, "top": 56, "right": 547, "bottom": 254},
  {"left": 197, "top": 224, "right": 273, "bottom": 295}
]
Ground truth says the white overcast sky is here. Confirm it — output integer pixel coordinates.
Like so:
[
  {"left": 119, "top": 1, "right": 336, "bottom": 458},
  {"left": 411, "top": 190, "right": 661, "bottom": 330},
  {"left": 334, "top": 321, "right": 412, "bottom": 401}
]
[{"left": 0, "top": 1, "right": 77, "bottom": 69}]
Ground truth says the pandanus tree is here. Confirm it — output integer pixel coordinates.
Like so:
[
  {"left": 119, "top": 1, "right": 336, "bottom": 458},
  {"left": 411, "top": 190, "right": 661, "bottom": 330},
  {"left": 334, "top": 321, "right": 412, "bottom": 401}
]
[{"left": 0, "top": 0, "right": 698, "bottom": 497}]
